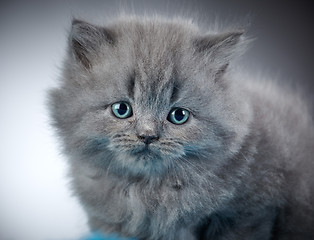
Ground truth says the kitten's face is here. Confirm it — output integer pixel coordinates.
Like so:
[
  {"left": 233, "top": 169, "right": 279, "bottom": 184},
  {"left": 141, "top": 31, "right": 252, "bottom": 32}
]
[{"left": 50, "top": 18, "right": 249, "bottom": 177}]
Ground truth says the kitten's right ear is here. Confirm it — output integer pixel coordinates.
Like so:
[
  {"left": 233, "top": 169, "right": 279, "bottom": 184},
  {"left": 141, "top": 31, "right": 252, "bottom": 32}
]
[
  {"left": 70, "top": 19, "right": 115, "bottom": 69},
  {"left": 193, "top": 30, "right": 246, "bottom": 75}
]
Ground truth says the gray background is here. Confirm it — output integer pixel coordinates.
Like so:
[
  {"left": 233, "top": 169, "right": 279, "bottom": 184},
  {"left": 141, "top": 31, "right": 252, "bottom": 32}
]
[{"left": 0, "top": 1, "right": 313, "bottom": 239}]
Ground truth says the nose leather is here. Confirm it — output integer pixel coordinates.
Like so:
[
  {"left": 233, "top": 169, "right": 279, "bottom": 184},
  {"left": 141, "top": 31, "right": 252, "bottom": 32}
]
[{"left": 137, "top": 134, "right": 159, "bottom": 145}]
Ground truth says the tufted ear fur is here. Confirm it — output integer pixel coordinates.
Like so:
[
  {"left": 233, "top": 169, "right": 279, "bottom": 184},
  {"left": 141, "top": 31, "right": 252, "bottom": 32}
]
[
  {"left": 194, "top": 31, "right": 244, "bottom": 78},
  {"left": 70, "top": 19, "right": 115, "bottom": 69}
]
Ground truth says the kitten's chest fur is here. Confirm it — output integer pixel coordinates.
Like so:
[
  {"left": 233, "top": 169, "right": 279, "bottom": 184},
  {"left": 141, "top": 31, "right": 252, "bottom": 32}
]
[
  {"left": 76, "top": 170, "right": 213, "bottom": 239},
  {"left": 72, "top": 145, "right": 271, "bottom": 240}
]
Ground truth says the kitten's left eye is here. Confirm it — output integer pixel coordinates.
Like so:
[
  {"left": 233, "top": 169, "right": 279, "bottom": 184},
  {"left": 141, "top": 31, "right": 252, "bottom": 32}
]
[
  {"left": 111, "top": 102, "right": 133, "bottom": 119},
  {"left": 167, "top": 108, "right": 190, "bottom": 125}
]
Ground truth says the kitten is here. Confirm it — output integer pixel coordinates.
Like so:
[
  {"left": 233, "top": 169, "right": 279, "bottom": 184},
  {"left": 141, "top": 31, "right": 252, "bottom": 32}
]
[{"left": 48, "top": 15, "right": 314, "bottom": 240}]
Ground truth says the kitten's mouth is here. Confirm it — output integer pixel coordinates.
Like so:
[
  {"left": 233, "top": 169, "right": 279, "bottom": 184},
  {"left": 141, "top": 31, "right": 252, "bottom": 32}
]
[{"left": 130, "top": 145, "right": 160, "bottom": 159}]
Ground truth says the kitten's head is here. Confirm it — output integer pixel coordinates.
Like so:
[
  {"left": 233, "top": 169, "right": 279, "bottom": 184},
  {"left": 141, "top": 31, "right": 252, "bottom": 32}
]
[{"left": 49, "top": 16, "right": 251, "bottom": 177}]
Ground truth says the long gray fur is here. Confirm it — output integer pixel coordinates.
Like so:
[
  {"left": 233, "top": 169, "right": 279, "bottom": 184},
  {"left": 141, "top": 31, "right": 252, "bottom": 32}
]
[{"left": 48, "top": 15, "right": 314, "bottom": 240}]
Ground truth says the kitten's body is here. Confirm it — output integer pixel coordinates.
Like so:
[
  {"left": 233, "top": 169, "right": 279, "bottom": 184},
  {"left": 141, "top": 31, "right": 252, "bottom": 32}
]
[{"left": 49, "top": 15, "right": 314, "bottom": 239}]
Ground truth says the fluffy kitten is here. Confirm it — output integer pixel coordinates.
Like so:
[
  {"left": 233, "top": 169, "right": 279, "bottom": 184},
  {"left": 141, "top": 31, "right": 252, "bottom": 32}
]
[{"left": 48, "top": 15, "right": 314, "bottom": 240}]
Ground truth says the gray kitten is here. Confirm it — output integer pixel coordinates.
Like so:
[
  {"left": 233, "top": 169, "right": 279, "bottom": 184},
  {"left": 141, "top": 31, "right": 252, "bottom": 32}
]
[{"left": 48, "top": 15, "right": 314, "bottom": 240}]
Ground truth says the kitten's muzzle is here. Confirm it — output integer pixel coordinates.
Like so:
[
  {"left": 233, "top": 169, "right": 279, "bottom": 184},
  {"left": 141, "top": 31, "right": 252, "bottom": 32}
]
[{"left": 137, "top": 134, "right": 159, "bottom": 145}]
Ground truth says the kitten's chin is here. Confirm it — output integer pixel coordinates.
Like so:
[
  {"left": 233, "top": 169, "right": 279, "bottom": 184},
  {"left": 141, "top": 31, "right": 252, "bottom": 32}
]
[{"left": 114, "top": 144, "right": 174, "bottom": 176}]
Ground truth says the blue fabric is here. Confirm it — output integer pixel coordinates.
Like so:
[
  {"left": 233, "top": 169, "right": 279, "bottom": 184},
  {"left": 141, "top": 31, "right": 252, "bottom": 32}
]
[{"left": 81, "top": 232, "right": 137, "bottom": 240}]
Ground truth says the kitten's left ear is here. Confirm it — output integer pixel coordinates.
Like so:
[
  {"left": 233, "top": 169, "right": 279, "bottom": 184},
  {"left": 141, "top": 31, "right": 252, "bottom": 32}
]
[
  {"left": 70, "top": 19, "right": 115, "bottom": 69},
  {"left": 194, "top": 30, "right": 245, "bottom": 77}
]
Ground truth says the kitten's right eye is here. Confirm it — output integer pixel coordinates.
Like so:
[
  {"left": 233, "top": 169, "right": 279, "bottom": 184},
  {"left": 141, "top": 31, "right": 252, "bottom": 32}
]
[{"left": 111, "top": 102, "right": 133, "bottom": 119}]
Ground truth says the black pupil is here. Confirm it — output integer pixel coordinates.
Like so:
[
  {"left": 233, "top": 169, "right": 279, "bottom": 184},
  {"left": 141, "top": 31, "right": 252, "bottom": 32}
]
[
  {"left": 174, "top": 109, "right": 185, "bottom": 121},
  {"left": 118, "top": 103, "right": 128, "bottom": 115}
]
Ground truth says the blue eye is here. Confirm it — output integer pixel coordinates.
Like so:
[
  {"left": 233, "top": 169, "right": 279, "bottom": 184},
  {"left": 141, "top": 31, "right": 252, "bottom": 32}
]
[
  {"left": 167, "top": 108, "right": 190, "bottom": 125},
  {"left": 111, "top": 102, "right": 133, "bottom": 119}
]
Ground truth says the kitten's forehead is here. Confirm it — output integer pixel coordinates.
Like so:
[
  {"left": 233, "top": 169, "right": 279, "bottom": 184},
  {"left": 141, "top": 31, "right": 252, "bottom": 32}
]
[
  {"left": 132, "top": 61, "right": 177, "bottom": 111},
  {"left": 118, "top": 21, "right": 190, "bottom": 109}
]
